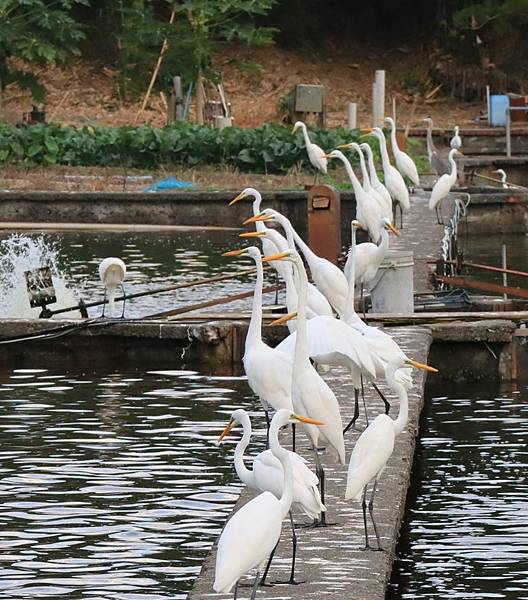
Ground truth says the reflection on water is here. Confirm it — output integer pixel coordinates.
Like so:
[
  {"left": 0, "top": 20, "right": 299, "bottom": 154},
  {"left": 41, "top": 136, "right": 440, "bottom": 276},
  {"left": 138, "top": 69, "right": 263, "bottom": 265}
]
[
  {"left": 0, "top": 230, "right": 274, "bottom": 318},
  {"left": 388, "top": 381, "right": 528, "bottom": 599},
  {"left": 0, "top": 368, "right": 264, "bottom": 598}
]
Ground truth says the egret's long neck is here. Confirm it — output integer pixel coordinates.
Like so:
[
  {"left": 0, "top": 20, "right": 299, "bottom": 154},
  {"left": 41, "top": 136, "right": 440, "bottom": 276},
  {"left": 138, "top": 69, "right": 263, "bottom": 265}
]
[
  {"left": 340, "top": 156, "right": 364, "bottom": 198},
  {"left": 365, "top": 147, "right": 382, "bottom": 187},
  {"left": 247, "top": 256, "right": 264, "bottom": 347},
  {"left": 233, "top": 413, "right": 254, "bottom": 486},
  {"left": 343, "top": 225, "right": 359, "bottom": 323},
  {"left": 357, "top": 149, "right": 370, "bottom": 188},
  {"left": 269, "top": 417, "right": 294, "bottom": 518},
  {"left": 377, "top": 134, "right": 391, "bottom": 171},
  {"left": 283, "top": 219, "right": 317, "bottom": 268},
  {"left": 387, "top": 365, "right": 409, "bottom": 435},
  {"left": 107, "top": 285, "right": 117, "bottom": 318},
  {"left": 300, "top": 123, "right": 311, "bottom": 148},
  {"left": 292, "top": 257, "right": 310, "bottom": 370},
  {"left": 449, "top": 153, "right": 458, "bottom": 184},
  {"left": 377, "top": 227, "right": 389, "bottom": 255},
  {"left": 389, "top": 120, "right": 399, "bottom": 155}
]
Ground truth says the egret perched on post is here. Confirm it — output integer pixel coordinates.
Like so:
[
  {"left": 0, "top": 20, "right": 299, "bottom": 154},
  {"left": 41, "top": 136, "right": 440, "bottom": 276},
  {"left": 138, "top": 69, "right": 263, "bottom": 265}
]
[
  {"left": 292, "top": 121, "right": 327, "bottom": 183},
  {"left": 450, "top": 125, "right": 462, "bottom": 151},
  {"left": 384, "top": 117, "right": 420, "bottom": 187},
  {"left": 99, "top": 257, "right": 126, "bottom": 318},
  {"left": 214, "top": 409, "right": 323, "bottom": 597},
  {"left": 429, "top": 148, "right": 459, "bottom": 223},
  {"left": 345, "top": 358, "right": 438, "bottom": 550},
  {"left": 423, "top": 117, "right": 450, "bottom": 176},
  {"left": 218, "top": 409, "right": 325, "bottom": 585}
]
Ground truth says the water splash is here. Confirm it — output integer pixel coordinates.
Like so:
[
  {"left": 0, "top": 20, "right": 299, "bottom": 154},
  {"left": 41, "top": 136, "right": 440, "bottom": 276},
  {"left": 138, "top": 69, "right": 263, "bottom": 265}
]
[{"left": 0, "top": 234, "right": 80, "bottom": 318}]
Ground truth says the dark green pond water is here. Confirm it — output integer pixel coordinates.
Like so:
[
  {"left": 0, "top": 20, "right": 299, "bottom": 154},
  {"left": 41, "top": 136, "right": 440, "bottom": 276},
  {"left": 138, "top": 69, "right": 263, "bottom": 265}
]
[
  {"left": 0, "top": 367, "right": 262, "bottom": 598},
  {"left": 388, "top": 381, "right": 528, "bottom": 599}
]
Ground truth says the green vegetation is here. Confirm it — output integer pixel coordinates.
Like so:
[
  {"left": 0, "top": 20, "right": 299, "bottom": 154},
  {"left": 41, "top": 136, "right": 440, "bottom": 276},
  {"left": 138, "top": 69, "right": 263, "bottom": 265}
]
[
  {"left": 0, "top": 122, "right": 373, "bottom": 172},
  {"left": 0, "top": 0, "right": 88, "bottom": 105}
]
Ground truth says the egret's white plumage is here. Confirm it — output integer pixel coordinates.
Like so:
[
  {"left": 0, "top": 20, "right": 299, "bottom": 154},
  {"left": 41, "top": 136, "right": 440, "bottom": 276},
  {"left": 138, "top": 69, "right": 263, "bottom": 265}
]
[
  {"left": 214, "top": 409, "right": 320, "bottom": 594},
  {"left": 371, "top": 128, "right": 410, "bottom": 211},
  {"left": 224, "top": 246, "right": 293, "bottom": 415},
  {"left": 326, "top": 149, "right": 382, "bottom": 244},
  {"left": 450, "top": 125, "right": 462, "bottom": 151},
  {"left": 424, "top": 117, "right": 450, "bottom": 176},
  {"left": 292, "top": 121, "right": 327, "bottom": 174},
  {"left": 429, "top": 148, "right": 459, "bottom": 212},
  {"left": 98, "top": 257, "right": 126, "bottom": 318},
  {"left": 360, "top": 142, "right": 393, "bottom": 219},
  {"left": 384, "top": 117, "right": 420, "bottom": 186},
  {"left": 494, "top": 168, "right": 508, "bottom": 188}
]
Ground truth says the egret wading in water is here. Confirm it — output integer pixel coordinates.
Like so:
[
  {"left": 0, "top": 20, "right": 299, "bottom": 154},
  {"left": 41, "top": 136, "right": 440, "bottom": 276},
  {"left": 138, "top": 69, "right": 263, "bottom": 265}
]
[
  {"left": 99, "top": 257, "right": 126, "bottom": 318},
  {"left": 423, "top": 117, "right": 450, "bottom": 176},
  {"left": 384, "top": 117, "right": 420, "bottom": 188},
  {"left": 429, "top": 148, "right": 459, "bottom": 223},
  {"left": 345, "top": 358, "right": 438, "bottom": 550},
  {"left": 222, "top": 247, "right": 294, "bottom": 443},
  {"left": 369, "top": 128, "right": 410, "bottom": 227},
  {"left": 292, "top": 121, "right": 327, "bottom": 184},
  {"left": 218, "top": 409, "right": 325, "bottom": 586},
  {"left": 450, "top": 125, "right": 462, "bottom": 151},
  {"left": 214, "top": 409, "right": 323, "bottom": 598}
]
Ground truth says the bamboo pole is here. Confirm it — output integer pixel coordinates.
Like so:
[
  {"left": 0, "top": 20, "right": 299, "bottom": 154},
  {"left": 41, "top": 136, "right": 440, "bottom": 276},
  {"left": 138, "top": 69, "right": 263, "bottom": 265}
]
[{"left": 135, "top": 8, "right": 176, "bottom": 123}]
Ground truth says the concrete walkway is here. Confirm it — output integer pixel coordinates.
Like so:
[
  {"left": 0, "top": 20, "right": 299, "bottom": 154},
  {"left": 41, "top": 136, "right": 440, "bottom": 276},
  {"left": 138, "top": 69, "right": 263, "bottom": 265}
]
[{"left": 189, "top": 326, "right": 433, "bottom": 600}]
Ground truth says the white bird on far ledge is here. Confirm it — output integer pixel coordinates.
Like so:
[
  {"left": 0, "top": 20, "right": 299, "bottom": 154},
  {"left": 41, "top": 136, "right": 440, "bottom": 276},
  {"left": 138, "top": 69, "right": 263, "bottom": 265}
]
[{"left": 98, "top": 257, "right": 126, "bottom": 318}]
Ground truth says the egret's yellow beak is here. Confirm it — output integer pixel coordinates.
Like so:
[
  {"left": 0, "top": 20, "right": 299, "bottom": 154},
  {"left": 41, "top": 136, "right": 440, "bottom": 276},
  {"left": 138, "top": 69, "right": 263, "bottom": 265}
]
[
  {"left": 229, "top": 192, "right": 247, "bottom": 206},
  {"left": 361, "top": 128, "right": 373, "bottom": 133},
  {"left": 352, "top": 220, "right": 363, "bottom": 229},
  {"left": 292, "top": 124, "right": 300, "bottom": 134},
  {"left": 262, "top": 251, "right": 290, "bottom": 262},
  {"left": 243, "top": 213, "right": 270, "bottom": 225},
  {"left": 386, "top": 223, "right": 400, "bottom": 236},
  {"left": 218, "top": 418, "right": 235, "bottom": 442},
  {"left": 323, "top": 153, "right": 334, "bottom": 159},
  {"left": 293, "top": 413, "right": 324, "bottom": 426},
  {"left": 405, "top": 359, "right": 438, "bottom": 373},
  {"left": 239, "top": 231, "right": 266, "bottom": 238},
  {"left": 222, "top": 249, "right": 246, "bottom": 257},
  {"left": 270, "top": 311, "right": 297, "bottom": 326},
  {"left": 336, "top": 143, "right": 353, "bottom": 150}
]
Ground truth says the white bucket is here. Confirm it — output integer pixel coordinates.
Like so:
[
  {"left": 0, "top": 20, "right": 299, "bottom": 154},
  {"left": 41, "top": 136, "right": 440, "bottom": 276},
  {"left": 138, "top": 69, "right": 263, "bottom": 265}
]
[{"left": 370, "top": 250, "right": 414, "bottom": 314}]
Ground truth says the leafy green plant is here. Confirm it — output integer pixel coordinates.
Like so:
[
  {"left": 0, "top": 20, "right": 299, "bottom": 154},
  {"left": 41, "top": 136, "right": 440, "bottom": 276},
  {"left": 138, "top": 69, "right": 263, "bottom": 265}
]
[
  {"left": 0, "top": 0, "right": 88, "bottom": 105},
  {"left": 0, "top": 122, "right": 392, "bottom": 173}
]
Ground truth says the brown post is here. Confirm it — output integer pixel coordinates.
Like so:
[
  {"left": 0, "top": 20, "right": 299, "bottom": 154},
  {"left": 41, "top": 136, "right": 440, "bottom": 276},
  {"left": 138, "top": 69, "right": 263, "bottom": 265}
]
[{"left": 307, "top": 185, "right": 341, "bottom": 264}]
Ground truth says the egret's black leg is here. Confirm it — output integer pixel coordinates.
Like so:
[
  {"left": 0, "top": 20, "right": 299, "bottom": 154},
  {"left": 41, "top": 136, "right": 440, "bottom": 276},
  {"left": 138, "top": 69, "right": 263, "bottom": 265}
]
[
  {"left": 361, "top": 484, "right": 370, "bottom": 549},
  {"left": 368, "top": 479, "right": 384, "bottom": 551},
  {"left": 250, "top": 570, "right": 261, "bottom": 600},
  {"left": 314, "top": 450, "right": 327, "bottom": 526},
  {"left": 274, "top": 270, "right": 279, "bottom": 305},
  {"left": 372, "top": 382, "right": 391, "bottom": 415},
  {"left": 343, "top": 387, "right": 360, "bottom": 434},
  {"left": 260, "top": 540, "right": 278, "bottom": 587},
  {"left": 292, "top": 423, "right": 296, "bottom": 453},
  {"left": 101, "top": 288, "right": 107, "bottom": 318},
  {"left": 398, "top": 202, "right": 404, "bottom": 229},
  {"left": 233, "top": 579, "right": 239, "bottom": 600},
  {"left": 264, "top": 409, "right": 271, "bottom": 449},
  {"left": 360, "top": 374, "right": 369, "bottom": 426},
  {"left": 120, "top": 283, "right": 126, "bottom": 318}
]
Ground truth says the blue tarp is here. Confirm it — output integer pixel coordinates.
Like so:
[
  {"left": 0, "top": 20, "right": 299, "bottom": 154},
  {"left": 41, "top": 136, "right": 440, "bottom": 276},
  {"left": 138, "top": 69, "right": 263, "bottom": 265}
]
[{"left": 143, "top": 177, "right": 196, "bottom": 192}]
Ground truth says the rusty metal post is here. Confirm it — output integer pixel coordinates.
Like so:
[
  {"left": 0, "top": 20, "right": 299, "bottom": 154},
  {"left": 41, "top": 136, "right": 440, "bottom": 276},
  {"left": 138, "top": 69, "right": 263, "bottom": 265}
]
[{"left": 307, "top": 185, "right": 341, "bottom": 264}]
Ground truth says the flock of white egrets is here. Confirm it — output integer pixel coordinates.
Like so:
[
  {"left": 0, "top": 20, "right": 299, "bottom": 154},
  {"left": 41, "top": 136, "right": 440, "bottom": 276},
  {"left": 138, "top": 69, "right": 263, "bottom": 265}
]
[{"left": 211, "top": 120, "right": 448, "bottom": 598}]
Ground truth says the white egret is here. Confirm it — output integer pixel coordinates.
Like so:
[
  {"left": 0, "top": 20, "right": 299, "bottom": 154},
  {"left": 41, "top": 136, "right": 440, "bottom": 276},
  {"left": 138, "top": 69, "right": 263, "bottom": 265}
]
[
  {"left": 429, "top": 148, "right": 459, "bottom": 222},
  {"left": 239, "top": 229, "right": 333, "bottom": 329},
  {"left": 214, "top": 409, "right": 322, "bottom": 597},
  {"left": 292, "top": 121, "right": 327, "bottom": 180},
  {"left": 344, "top": 217, "right": 399, "bottom": 309},
  {"left": 360, "top": 142, "right": 393, "bottom": 220},
  {"left": 218, "top": 408, "right": 325, "bottom": 584},
  {"left": 423, "top": 117, "right": 450, "bottom": 176},
  {"left": 325, "top": 149, "right": 383, "bottom": 243},
  {"left": 494, "top": 168, "right": 508, "bottom": 188},
  {"left": 264, "top": 249, "right": 346, "bottom": 525},
  {"left": 450, "top": 125, "right": 462, "bottom": 151},
  {"left": 98, "top": 257, "right": 126, "bottom": 318},
  {"left": 246, "top": 209, "right": 348, "bottom": 315},
  {"left": 384, "top": 117, "right": 420, "bottom": 187},
  {"left": 222, "top": 247, "right": 293, "bottom": 433},
  {"left": 229, "top": 188, "right": 289, "bottom": 282},
  {"left": 370, "top": 128, "right": 410, "bottom": 225},
  {"left": 345, "top": 357, "right": 437, "bottom": 550}
]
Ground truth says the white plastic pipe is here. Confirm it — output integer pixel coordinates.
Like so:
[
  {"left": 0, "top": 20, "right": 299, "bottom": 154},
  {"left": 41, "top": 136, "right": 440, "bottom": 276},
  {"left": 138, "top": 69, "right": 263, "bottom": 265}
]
[{"left": 348, "top": 102, "right": 357, "bottom": 130}]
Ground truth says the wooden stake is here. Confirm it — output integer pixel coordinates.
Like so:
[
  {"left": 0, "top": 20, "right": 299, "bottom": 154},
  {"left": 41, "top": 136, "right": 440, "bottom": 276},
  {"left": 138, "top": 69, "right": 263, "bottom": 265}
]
[{"left": 135, "top": 8, "right": 176, "bottom": 124}]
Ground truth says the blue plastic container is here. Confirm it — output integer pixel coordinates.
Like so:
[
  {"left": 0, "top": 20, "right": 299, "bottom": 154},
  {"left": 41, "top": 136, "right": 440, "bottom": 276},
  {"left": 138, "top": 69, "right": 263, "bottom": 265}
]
[{"left": 489, "top": 95, "right": 509, "bottom": 127}]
